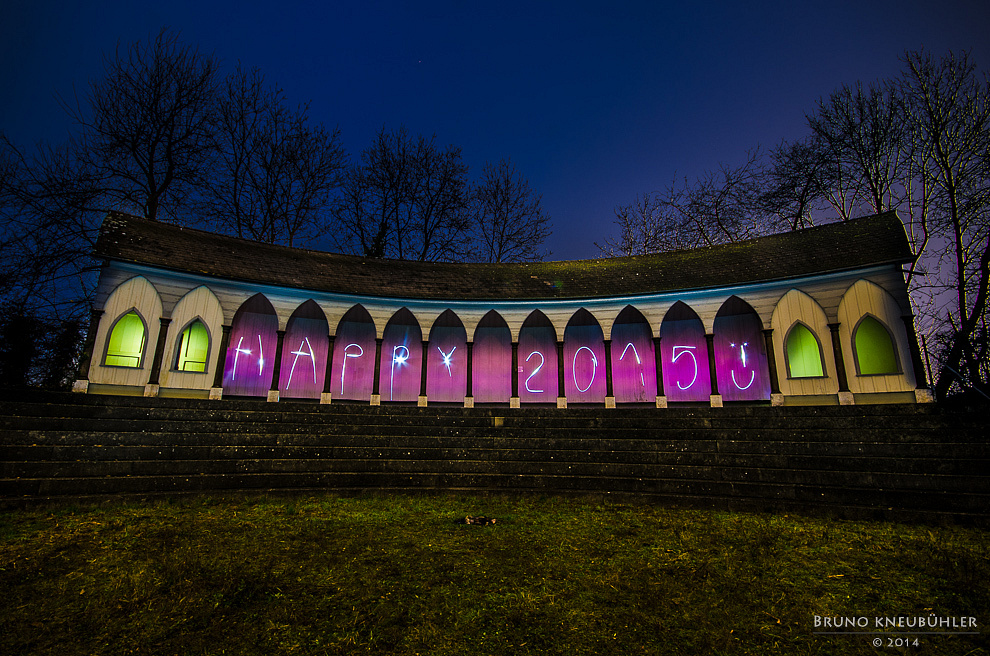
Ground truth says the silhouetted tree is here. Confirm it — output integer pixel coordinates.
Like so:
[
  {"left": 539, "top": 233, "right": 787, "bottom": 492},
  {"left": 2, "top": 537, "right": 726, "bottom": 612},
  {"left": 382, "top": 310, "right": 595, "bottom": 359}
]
[
  {"left": 68, "top": 27, "right": 219, "bottom": 222},
  {"left": 334, "top": 126, "right": 470, "bottom": 261},
  {"left": 471, "top": 159, "right": 551, "bottom": 262},
  {"left": 203, "top": 65, "right": 346, "bottom": 246}
]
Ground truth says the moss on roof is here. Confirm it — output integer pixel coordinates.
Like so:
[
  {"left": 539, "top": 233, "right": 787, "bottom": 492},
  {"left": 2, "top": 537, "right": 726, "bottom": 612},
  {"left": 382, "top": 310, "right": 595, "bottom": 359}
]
[{"left": 96, "top": 211, "right": 913, "bottom": 300}]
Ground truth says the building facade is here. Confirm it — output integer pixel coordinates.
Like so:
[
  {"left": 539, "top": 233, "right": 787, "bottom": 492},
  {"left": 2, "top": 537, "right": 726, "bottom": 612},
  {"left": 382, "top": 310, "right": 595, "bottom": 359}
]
[{"left": 74, "top": 211, "right": 932, "bottom": 407}]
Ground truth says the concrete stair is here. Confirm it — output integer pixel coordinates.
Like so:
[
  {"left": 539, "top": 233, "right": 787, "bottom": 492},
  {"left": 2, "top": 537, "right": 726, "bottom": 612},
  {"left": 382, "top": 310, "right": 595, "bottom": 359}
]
[{"left": 1, "top": 390, "right": 987, "bottom": 523}]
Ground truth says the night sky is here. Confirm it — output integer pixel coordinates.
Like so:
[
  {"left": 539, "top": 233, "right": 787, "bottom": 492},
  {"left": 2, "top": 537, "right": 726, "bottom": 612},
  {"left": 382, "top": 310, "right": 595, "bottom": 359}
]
[{"left": 2, "top": 0, "right": 988, "bottom": 260}]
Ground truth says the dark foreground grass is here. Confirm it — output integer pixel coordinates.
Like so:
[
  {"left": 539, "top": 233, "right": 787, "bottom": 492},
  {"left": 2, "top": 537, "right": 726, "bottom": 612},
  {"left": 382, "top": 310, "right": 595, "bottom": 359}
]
[{"left": 1, "top": 494, "right": 987, "bottom": 655}]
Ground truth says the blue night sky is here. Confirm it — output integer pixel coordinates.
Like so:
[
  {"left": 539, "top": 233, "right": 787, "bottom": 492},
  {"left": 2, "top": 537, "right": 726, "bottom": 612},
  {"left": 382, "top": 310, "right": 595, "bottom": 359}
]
[{"left": 2, "top": 0, "right": 988, "bottom": 260}]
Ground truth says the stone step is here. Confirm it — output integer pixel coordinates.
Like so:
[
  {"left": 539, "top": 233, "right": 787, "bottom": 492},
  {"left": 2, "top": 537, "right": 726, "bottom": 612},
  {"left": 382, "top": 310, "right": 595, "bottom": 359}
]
[
  {"left": 1, "top": 391, "right": 986, "bottom": 522},
  {"left": 3, "top": 433, "right": 987, "bottom": 461}
]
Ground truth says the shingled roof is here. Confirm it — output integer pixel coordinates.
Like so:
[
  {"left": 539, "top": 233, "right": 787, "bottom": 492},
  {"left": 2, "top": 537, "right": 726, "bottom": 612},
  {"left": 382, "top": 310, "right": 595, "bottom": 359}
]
[{"left": 96, "top": 211, "right": 913, "bottom": 301}]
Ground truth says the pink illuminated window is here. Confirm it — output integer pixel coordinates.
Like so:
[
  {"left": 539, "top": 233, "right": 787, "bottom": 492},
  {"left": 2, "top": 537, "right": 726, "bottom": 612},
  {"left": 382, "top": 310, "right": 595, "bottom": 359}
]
[
  {"left": 659, "top": 302, "right": 711, "bottom": 402},
  {"left": 713, "top": 296, "right": 770, "bottom": 402},
  {"left": 472, "top": 310, "right": 511, "bottom": 404},
  {"left": 379, "top": 308, "right": 422, "bottom": 402},
  {"left": 330, "top": 305, "right": 376, "bottom": 401},
  {"left": 518, "top": 310, "right": 557, "bottom": 403},
  {"left": 279, "top": 300, "right": 330, "bottom": 400},
  {"left": 223, "top": 294, "right": 278, "bottom": 397},
  {"left": 610, "top": 305, "right": 657, "bottom": 403},
  {"left": 563, "top": 309, "right": 606, "bottom": 403},
  {"left": 426, "top": 310, "right": 467, "bottom": 403}
]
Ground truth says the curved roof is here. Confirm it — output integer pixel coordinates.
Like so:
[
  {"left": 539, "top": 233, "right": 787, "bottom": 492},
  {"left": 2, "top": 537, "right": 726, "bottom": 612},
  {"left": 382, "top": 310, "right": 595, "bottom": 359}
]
[{"left": 96, "top": 211, "right": 913, "bottom": 300}]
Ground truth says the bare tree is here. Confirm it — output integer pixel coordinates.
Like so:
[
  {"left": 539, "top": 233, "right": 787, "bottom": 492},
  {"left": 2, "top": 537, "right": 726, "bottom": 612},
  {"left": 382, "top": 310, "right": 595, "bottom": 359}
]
[
  {"left": 758, "top": 136, "right": 834, "bottom": 230},
  {"left": 407, "top": 138, "right": 471, "bottom": 262},
  {"left": 333, "top": 126, "right": 470, "bottom": 261},
  {"left": 600, "top": 152, "right": 768, "bottom": 256},
  {"left": 205, "top": 66, "right": 346, "bottom": 246},
  {"left": 808, "top": 80, "right": 907, "bottom": 218},
  {"left": 471, "top": 159, "right": 551, "bottom": 262},
  {"left": 68, "top": 27, "right": 219, "bottom": 223},
  {"left": 900, "top": 50, "right": 990, "bottom": 398}
]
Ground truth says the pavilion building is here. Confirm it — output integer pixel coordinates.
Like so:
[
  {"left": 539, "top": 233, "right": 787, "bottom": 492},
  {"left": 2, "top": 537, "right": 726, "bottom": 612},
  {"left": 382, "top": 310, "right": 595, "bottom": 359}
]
[{"left": 74, "top": 210, "right": 932, "bottom": 407}]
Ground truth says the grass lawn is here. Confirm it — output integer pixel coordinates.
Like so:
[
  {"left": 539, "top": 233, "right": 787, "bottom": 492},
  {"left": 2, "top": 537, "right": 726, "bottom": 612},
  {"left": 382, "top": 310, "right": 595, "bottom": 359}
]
[{"left": 1, "top": 493, "right": 987, "bottom": 655}]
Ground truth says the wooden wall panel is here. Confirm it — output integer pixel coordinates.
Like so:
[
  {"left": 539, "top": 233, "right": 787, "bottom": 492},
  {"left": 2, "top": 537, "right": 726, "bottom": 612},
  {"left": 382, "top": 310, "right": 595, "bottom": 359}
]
[
  {"left": 771, "top": 289, "right": 839, "bottom": 397},
  {"left": 838, "top": 279, "right": 915, "bottom": 394},
  {"left": 90, "top": 276, "right": 163, "bottom": 388},
  {"left": 160, "top": 286, "right": 224, "bottom": 391}
]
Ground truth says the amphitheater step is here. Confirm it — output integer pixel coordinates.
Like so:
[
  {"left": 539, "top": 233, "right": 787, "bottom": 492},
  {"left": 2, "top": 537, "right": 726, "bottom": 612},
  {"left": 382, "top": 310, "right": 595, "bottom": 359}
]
[{"left": 0, "top": 390, "right": 987, "bottom": 523}]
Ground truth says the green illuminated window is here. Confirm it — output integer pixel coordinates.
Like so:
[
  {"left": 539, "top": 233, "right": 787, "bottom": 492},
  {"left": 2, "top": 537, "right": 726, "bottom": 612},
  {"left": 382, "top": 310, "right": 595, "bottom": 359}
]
[
  {"left": 105, "top": 311, "right": 146, "bottom": 368},
  {"left": 176, "top": 320, "right": 209, "bottom": 372},
  {"left": 854, "top": 316, "right": 898, "bottom": 375},
  {"left": 785, "top": 323, "right": 824, "bottom": 378}
]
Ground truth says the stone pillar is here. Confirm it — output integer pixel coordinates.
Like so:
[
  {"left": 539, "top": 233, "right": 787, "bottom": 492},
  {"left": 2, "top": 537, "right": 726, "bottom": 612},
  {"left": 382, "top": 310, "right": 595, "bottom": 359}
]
[
  {"left": 73, "top": 309, "right": 104, "bottom": 393},
  {"left": 464, "top": 341, "right": 474, "bottom": 408},
  {"left": 267, "top": 329, "right": 286, "bottom": 402},
  {"left": 653, "top": 336, "right": 666, "bottom": 408},
  {"left": 900, "top": 314, "right": 933, "bottom": 403},
  {"left": 763, "top": 328, "right": 784, "bottom": 406},
  {"left": 556, "top": 340, "right": 567, "bottom": 408},
  {"left": 371, "top": 338, "right": 383, "bottom": 405},
  {"left": 828, "top": 322, "right": 854, "bottom": 405},
  {"left": 510, "top": 341, "right": 520, "bottom": 408},
  {"left": 209, "top": 324, "right": 231, "bottom": 400},
  {"left": 418, "top": 339, "right": 429, "bottom": 407},
  {"left": 144, "top": 317, "right": 172, "bottom": 397},
  {"left": 603, "top": 339, "right": 615, "bottom": 408},
  {"left": 706, "top": 333, "right": 722, "bottom": 407},
  {"left": 321, "top": 334, "right": 335, "bottom": 404}
]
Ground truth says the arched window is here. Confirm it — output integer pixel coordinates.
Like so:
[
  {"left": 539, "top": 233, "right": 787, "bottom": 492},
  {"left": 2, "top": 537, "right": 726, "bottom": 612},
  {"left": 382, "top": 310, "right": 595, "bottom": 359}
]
[
  {"left": 854, "top": 316, "right": 899, "bottom": 375},
  {"left": 175, "top": 320, "right": 210, "bottom": 373},
  {"left": 785, "top": 323, "right": 824, "bottom": 378},
  {"left": 105, "top": 311, "right": 147, "bottom": 368}
]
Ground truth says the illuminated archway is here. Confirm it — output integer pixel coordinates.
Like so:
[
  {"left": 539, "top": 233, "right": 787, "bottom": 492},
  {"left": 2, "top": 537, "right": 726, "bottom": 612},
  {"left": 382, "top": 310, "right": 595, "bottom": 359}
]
[
  {"left": 472, "top": 310, "right": 512, "bottom": 403},
  {"left": 784, "top": 322, "right": 825, "bottom": 378},
  {"left": 713, "top": 296, "right": 770, "bottom": 401},
  {"left": 853, "top": 315, "right": 899, "bottom": 375},
  {"left": 280, "top": 300, "right": 330, "bottom": 399},
  {"left": 563, "top": 309, "right": 606, "bottom": 403},
  {"left": 330, "top": 304, "right": 376, "bottom": 401},
  {"left": 518, "top": 310, "right": 557, "bottom": 403},
  {"left": 659, "top": 302, "right": 710, "bottom": 402},
  {"left": 223, "top": 294, "right": 278, "bottom": 397},
  {"left": 380, "top": 308, "right": 422, "bottom": 402},
  {"left": 610, "top": 305, "right": 657, "bottom": 403},
  {"left": 426, "top": 310, "right": 467, "bottom": 402}
]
